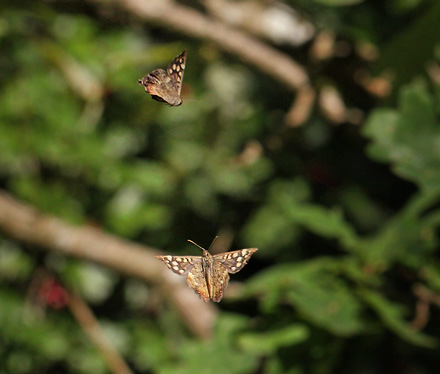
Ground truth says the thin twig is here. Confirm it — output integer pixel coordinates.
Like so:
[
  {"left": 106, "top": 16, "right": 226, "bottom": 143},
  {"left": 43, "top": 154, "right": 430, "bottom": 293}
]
[
  {"left": 411, "top": 284, "right": 440, "bottom": 330},
  {"left": 0, "top": 190, "right": 217, "bottom": 338},
  {"left": 67, "top": 291, "right": 134, "bottom": 374}
]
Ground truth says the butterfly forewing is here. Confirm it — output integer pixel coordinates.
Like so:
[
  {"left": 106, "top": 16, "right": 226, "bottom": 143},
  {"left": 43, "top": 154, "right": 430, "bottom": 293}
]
[
  {"left": 155, "top": 255, "right": 200, "bottom": 276},
  {"left": 167, "top": 50, "right": 186, "bottom": 96},
  {"left": 215, "top": 248, "right": 258, "bottom": 274}
]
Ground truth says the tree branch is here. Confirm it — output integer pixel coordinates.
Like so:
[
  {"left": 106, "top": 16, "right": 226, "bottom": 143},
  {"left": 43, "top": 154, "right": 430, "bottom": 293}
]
[{"left": 0, "top": 190, "right": 217, "bottom": 338}]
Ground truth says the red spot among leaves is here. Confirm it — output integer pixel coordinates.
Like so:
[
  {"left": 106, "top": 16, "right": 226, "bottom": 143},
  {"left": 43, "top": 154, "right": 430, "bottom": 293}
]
[{"left": 38, "top": 278, "right": 69, "bottom": 309}]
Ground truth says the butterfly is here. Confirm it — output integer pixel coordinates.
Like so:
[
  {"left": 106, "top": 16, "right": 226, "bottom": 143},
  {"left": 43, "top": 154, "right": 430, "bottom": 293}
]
[
  {"left": 138, "top": 50, "right": 186, "bottom": 106},
  {"left": 156, "top": 237, "right": 258, "bottom": 302}
]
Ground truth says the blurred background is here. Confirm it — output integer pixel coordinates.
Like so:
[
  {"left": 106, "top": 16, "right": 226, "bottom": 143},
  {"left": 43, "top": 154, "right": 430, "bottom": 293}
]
[{"left": 1, "top": 0, "right": 440, "bottom": 373}]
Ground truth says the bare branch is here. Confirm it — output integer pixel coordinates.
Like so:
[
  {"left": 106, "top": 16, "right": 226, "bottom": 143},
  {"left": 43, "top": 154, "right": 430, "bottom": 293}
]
[
  {"left": 68, "top": 291, "right": 134, "bottom": 374},
  {"left": 0, "top": 191, "right": 217, "bottom": 338}
]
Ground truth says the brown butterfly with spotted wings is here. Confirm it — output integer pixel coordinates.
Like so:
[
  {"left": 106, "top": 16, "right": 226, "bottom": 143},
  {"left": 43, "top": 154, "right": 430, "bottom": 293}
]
[
  {"left": 156, "top": 237, "right": 258, "bottom": 302},
  {"left": 138, "top": 50, "right": 186, "bottom": 106}
]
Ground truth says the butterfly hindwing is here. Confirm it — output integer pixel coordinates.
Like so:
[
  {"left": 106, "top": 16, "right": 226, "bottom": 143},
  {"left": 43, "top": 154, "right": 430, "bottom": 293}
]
[{"left": 187, "top": 261, "right": 210, "bottom": 302}]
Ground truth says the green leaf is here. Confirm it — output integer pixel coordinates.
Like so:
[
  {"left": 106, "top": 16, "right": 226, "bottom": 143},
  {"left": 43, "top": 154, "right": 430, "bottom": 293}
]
[
  {"left": 248, "top": 259, "right": 364, "bottom": 336},
  {"left": 242, "top": 179, "right": 310, "bottom": 251},
  {"left": 282, "top": 203, "right": 359, "bottom": 250},
  {"left": 238, "top": 324, "right": 309, "bottom": 355},
  {"left": 158, "top": 315, "right": 258, "bottom": 374},
  {"left": 360, "top": 289, "right": 437, "bottom": 347},
  {"left": 363, "top": 83, "right": 440, "bottom": 193}
]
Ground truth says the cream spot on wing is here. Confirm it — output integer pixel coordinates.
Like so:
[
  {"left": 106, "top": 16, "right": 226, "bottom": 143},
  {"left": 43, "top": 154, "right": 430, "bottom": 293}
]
[
  {"left": 176, "top": 65, "right": 180, "bottom": 72},
  {"left": 178, "top": 269, "right": 185, "bottom": 274},
  {"left": 232, "top": 252, "right": 239, "bottom": 258},
  {"left": 236, "top": 262, "right": 242, "bottom": 268},
  {"left": 236, "top": 257, "right": 243, "bottom": 262},
  {"left": 172, "top": 64, "right": 177, "bottom": 70},
  {"left": 172, "top": 261, "right": 178, "bottom": 266},
  {"left": 164, "top": 255, "right": 172, "bottom": 260},
  {"left": 242, "top": 249, "right": 249, "bottom": 255},
  {"left": 181, "top": 258, "right": 188, "bottom": 263},
  {"left": 173, "top": 266, "right": 180, "bottom": 271}
]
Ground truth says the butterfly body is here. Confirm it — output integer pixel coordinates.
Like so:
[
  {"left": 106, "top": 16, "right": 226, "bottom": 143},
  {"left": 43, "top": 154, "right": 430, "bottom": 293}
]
[
  {"left": 138, "top": 50, "right": 186, "bottom": 106},
  {"left": 156, "top": 239, "right": 257, "bottom": 302}
]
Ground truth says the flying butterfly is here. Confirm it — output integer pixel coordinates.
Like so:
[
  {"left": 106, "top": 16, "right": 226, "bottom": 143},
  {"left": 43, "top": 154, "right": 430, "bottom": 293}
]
[
  {"left": 138, "top": 50, "right": 186, "bottom": 106},
  {"left": 156, "top": 237, "right": 258, "bottom": 302}
]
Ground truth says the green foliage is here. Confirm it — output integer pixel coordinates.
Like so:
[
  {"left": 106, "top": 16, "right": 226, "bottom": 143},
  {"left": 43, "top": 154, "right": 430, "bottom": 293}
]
[
  {"left": 158, "top": 315, "right": 259, "bottom": 374},
  {"left": 247, "top": 259, "right": 364, "bottom": 336},
  {"left": 364, "top": 83, "right": 440, "bottom": 193},
  {"left": 1, "top": 1, "right": 440, "bottom": 374}
]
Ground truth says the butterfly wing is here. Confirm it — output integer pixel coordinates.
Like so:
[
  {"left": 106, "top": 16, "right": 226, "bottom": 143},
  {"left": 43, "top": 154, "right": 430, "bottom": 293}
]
[
  {"left": 187, "top": 261, "right": 210, "bottom": 302},
  {"left": 166, "top": 50, "right": 186, "bottom": 96},
  {"left": 214, "top": 248, "right": 258, "bottom": 274},
  {"left": 138, "top": 69, "right": 173, "bottom": 104},
  {"left": 155, "top": 255, "right": 201, "bottom": 276},
  {"left": 206, "top": 260, "right": 229, "bottom": 302}
]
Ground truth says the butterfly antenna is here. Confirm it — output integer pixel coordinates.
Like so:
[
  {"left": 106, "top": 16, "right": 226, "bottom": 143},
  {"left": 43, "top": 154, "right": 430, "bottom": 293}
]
[
  {"left": 187, "top": 239, "right": 206, "bottom": 252},
  {"left": 187, "top": 236, "right": 219, "bottom": 254}
]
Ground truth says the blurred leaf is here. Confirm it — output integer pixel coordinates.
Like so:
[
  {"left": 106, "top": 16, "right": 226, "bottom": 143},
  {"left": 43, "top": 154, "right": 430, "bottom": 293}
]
[
  {"left": 364, "top": 83, "right": 440, "bottom": 193},
  {"left": 283, "top": 203, "right": 359, "bottom": 250},
  {"left": 421, "top": 263, "right": 440, "bottom": 291},
  {"left": 374, "top": 2, "right": 440, "bottom": 84},
  {"left": 242, "top": 179, "right": 310, "bottom": 252},
  {"left": 238, "top": 324, "right": 309, "bottom": 355},
  {"left": 360, "top": 289, "right": 437, "bottom": 347},
  {"left": 159, "top": 314, "right": 258, "bottom": 374},
  {"left": 0, "top": 241, "right": 34, "bottom": 281},
  {"left": 0, "top": 290, "right": 72, "bottom": 364},
  {"left": 130, "top": 321, "right": 173, "bottom": 371},
  {"left": 248, "top": 259, "right": 364, "bottom": 335},
  {"left": 65, "top": 262, "right": 117, "bottom": 304}
]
